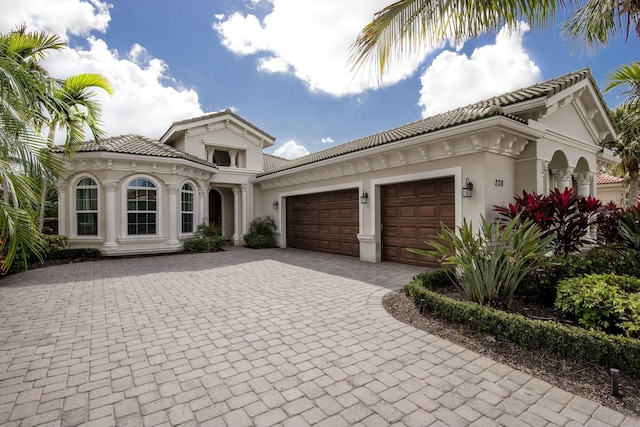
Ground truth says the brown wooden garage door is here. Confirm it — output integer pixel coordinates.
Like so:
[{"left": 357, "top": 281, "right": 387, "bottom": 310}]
[
  {"left": 382, "top": 177, "right": 455, "bottom": 267},
  {"left": 286, "top": 189, "right": 359, "bottom": 257}
]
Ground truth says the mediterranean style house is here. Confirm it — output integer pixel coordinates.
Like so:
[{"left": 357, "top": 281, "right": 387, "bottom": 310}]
[{"left": 55, "top": 69, "right": 618, "bottom": 267}]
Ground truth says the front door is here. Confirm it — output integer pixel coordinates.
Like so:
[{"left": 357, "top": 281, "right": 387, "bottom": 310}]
[{"left": 208, "top": 189, "right": 222, "bottom": 226}]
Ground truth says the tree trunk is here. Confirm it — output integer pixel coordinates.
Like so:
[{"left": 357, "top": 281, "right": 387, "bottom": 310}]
[
  {"left": 629, "top": 164, "right": 639, "bottom": 208},
  {"left": 38, "top": 127, "right": 56, "bottom": 232}
]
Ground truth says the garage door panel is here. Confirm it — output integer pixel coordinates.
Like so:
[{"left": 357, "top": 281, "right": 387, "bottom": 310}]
[
  {"left": 418, "top": 206, "right": 436, "bottom": 218},
  {"left": 399, "top": 227, "right": 416, "bottom": 239},
  {"left": 382, "top": 177, "right": 455, "bottom": 267},
  {"left": 286, "top": 189, "right": 359, "bottom": 257}
]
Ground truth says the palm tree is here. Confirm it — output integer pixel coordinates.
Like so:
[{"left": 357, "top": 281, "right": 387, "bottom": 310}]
[
  {"left": 605, "top": 62, "right": 640, "bottom": 207},
  {"left": 38, "top": 73, "right": 113, "bottom": 231},
  {"left": 0, "top": 25, "right": 110, "bottom": 271},
  {"left": 350, "top": 0, "right": 640, "bottom": 77},
  {"left": 608, "top": 106, "right": 640, "bottom": 207}
]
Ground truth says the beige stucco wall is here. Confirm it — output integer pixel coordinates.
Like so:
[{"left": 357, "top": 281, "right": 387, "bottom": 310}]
[{"left": 598, "top": 183, "right": 625, "bottom": 206}]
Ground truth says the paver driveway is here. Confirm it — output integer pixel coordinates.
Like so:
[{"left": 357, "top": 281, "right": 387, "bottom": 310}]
[{"left": 0, "top": 247, "right": 637, "bottom": 427}]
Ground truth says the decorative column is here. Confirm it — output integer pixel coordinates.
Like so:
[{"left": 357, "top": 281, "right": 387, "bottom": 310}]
[
  {"left": 574, "top": 172, "right": 594, "bottom": 197},
  {"left": 575, "top": 171, "right": 597, "bottom": 242},
  {"left": 551, "top": 167, "right": 574, "bottom": 191},
  {"left": 103, "top": 180, "right": 118, "bottom": 250},
  {"left": 198, "top": 187, "right": 207, "bottom": 225},
  {"left": 232, "top": 186, "right": 241, "bottom": 245},
  {"left": 241, "top": 184, "right": 247, "bottom": 236},
  {"left": 229, "top": 149, "right": 238, "bottom": 168},
  {"left": 56, "top": 180, "right": 67, "bottom": 236},
  {"left": 167, "top": 184, "right": 180, "bottom": 246},
  {"left": 206, "top": 147, "right": 215, "bottom": 163},
  {"left": 540, "top": 160, "right": 549, "bottom": 194}
]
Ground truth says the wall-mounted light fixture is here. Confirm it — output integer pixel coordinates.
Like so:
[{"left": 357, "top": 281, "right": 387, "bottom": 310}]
[
  {"left": 360, "top": 190, "right": 369, "bottom": 204},
  {"left": 462, "top": 178, "right": 474, "bottom": 198},
  {"left": 272, "top": 199, "right": 279, "bottom": 210}
]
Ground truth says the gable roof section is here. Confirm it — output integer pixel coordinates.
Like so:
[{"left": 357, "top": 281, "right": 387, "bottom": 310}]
[
  {"left": 479, "top": 68, "right": 594, "bottom": 110},
  {"left": 259, "top": 68, "right": 610, "bottom": 177},
  {"left": 53, "top": 134, "right": 218, "bottom": 169},
  {"left": 160, "top": 109, "right": 276, "bottom": 147}
]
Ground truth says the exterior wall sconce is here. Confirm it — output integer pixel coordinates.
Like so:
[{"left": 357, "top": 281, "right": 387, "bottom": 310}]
[
  {"left": 462, "top": 178, "right": 474, "bottom": 198},
  {"left": 360, "top": 190, "right": 369, "bottom": 204},
  {"left": 272, "top": 200, "right": 279, "bottom": 210}
]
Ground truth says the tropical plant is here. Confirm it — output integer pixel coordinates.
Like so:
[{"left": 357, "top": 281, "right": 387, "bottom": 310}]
[
  {"left": 350, "top": 0, "right": 640, "bottom": 76},
  {"left": 604, "top": 93, "right": 640, "bottom": 208},
  {"left": 37, "top": 73, "right": 113, "bottom": 231},
  {"left": 408, "top": 215, "right": 553, "bottom": 307},
  {"left": 0, "top": 24, "right": 110, "bottom": 271},
  {"left": 494, "top": 188, "right": 615, "bottom": 255}
]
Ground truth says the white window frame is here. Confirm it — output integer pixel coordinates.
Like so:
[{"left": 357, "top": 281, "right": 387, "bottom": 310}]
[
  {"left": 180, "top": 182, "right": 196, "bottom": 235},
  {"left": 124, "top": 177, "right": 159, "bottom": 237},
  {"left": 71, "top": 175, "right": 100, "bottom": 238}
]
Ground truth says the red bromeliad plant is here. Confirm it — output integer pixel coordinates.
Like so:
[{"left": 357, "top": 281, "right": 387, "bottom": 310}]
[{"left": 494, "top": 188, "right": 618, "bottom": 256}]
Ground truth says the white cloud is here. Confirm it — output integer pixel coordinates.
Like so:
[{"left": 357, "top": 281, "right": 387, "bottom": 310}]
[
  {"left": 2, "top": 1, "right": 204, "bottom": 140},
  {"left": 0, "top": 0, "right": 110, "bottom": 38},
  {"left": 258, "top": 57, "right": 291, "bottom": 74},
  {"left": 319, "top": 137, "right": 334, "bottom": 144},
  {"left": 273, "top": 140, "right": 310, "bottom": 159},
  {"left": 42, "top": 38, "right": 204, "bottom": 139},
  {"left": 418, "top": 23, "right": 541, "bottom": 117},
  {"left": 213, "top": 1, "right": 433, "bottom": 96}
]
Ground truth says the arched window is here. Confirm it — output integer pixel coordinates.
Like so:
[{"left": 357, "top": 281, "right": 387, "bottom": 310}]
[
  {"left": 76, "top": 177, "right": 98, "bottom": 236},
  {"left": 126, "top": 178, "right": 156, "bottom": 235},
  {"left": 181, "top": 183, "right": 195, "bottom": 233}
]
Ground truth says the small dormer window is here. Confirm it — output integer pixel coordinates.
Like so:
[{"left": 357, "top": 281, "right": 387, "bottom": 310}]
[{"left": 213, "top": 150, "right": 230, "bottom": 167}]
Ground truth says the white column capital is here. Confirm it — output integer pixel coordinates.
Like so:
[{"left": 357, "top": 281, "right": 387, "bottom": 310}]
[
  {"left": 56, "top": 179, "right": 67, "bottom": 193},
  {"left": 574, "top": 171, "right": 594, "bottom": 186},
  {"left": 102, "top": 180, "right": 119, "bottom": 192}
]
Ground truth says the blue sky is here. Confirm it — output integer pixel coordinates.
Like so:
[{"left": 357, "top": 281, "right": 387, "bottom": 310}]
[{"left": 1, "top": 0, "right": 638, "bottom": 159}]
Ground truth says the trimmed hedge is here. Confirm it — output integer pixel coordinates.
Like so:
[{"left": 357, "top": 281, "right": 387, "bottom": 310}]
[
  {"left": 48, "top": 248, "right": 101, "bottom": 260},
  {"left": 404, "top": 279, "right": 640, "bottom": 378}
]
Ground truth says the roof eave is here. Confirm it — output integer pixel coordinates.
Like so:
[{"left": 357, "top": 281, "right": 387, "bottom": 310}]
[{"left": 254, "top": 115, "right": 541, "bottom": 181}]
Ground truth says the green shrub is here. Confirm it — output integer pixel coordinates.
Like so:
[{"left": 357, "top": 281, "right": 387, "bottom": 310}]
[
  {"left": 404, "top": 280, "right": 640, "bottom": 378},
  {"left": 196, "top": 222, "right": 222, "bottom": 238},
  {"left": 48, "top": 248, "right": 101, "bottom": 260},
  {"left": 409, "top": 215, "right": 552, "bottom": 307},
  {"left": 516, "top": 244, "right": 640, "bottom": 304},
  {"left": 182, "top": 221, "right": 226, "bottom": 253},
  {"left": 556, "top": 274, "right": 640, "bottom": 338},
  {"left": 244, "top": 216, "right": 277, "bottom": 249},
  {"left": 415, "top": 268, "right": 456, "bottom": 289},
  {"left": 40, "top": 235, "right": 68, "bottom": 257},
  {"left": 183, "top": 235, "right": 225, "bottom": 253}
]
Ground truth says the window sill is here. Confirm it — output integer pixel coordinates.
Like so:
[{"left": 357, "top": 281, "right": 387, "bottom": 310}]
[{"left": 118, "top": 236, "right": 165, "bottom": 244}]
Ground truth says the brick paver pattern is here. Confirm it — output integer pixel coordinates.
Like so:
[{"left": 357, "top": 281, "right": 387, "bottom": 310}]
[{"left": 0, "top": 247, "right": 638, "bottom": 427}]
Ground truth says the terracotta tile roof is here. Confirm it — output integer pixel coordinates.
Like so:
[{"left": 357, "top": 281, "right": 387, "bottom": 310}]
[
  {"left": 596, "top": 172, "right": 624, "bottom": 184},
  {"left": 53, "top": 134, "right": 218, "bottom": 169},
  {"left": 263, "top": 154, "right": 291, "bottom": 172},
  {"left": 258, "top": 69, "right": 595, "bottom": 177}
]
